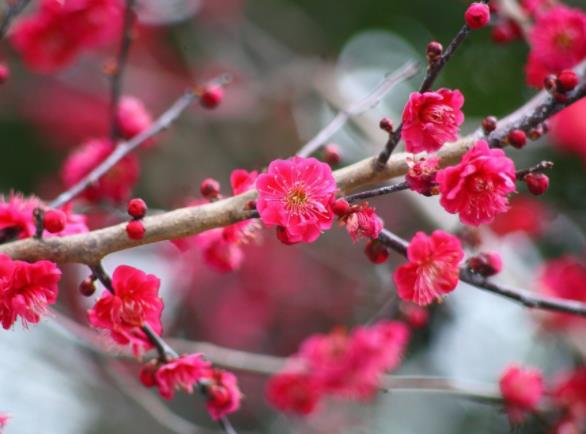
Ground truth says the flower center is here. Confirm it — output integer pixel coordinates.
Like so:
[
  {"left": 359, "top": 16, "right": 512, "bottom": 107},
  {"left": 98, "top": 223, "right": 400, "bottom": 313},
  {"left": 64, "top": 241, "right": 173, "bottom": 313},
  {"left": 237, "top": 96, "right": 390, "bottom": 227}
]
[
  {"left": 471, "top": 177, "right": 494, "bottom": 193},
  {"left": 555, "top": 31, "right": 574, "bottom": 50},
  {"left": 286, "top": 186, "right": 308, "bottom": 209},
  {"left": 422, "top": 104, "right": 454, "bottom": 125}
]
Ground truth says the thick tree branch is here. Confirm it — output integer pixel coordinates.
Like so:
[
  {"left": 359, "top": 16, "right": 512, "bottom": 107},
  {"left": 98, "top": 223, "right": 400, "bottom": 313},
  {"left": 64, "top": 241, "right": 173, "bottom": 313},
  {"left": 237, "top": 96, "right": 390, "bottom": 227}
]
[{"left": 377, "top": 229, "right": 586, "bottom": 318}]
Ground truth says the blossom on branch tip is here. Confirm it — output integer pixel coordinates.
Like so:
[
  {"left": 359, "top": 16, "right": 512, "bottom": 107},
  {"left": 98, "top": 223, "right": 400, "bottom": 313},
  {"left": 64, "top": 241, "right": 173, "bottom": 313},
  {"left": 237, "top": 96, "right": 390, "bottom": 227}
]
[
  {"left": 401, "top": 88, "right": 464, "bottom": 153},
  {"left": 61, "top": 138, "right": 139, "bottom": 203},
  {"left": 499, "top": 364, "right": 544, "bottom": 424},
  {"left": 88, "top": 265, "right": 163, "bottom": 356},
  {"left": 0, "top": 255, "right": 62, "bottom": 330},
  {"left": 256, "top": 157, "right": 336, "bottom": 244},
  {"left": 393, "top": 230, "right": 464, "bottom": 306},
  {"left": 436, "top": 140, "right": 516, "bottom": 226},
  {"left": 153, "top": 353, "right": 212, "bottom": 400}
]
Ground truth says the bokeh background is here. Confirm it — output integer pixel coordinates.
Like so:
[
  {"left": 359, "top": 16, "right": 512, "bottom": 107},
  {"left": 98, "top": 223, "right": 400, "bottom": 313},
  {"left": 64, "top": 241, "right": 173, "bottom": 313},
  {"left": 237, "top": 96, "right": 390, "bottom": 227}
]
[{"left": 1, "top": 0, "right": 585, "bottom": 433}]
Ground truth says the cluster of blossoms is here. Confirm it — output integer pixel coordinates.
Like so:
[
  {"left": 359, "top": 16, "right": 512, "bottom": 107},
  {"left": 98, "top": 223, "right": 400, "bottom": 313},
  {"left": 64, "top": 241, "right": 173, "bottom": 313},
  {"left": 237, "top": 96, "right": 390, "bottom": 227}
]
[
  {"left": 87, "top": 265, "right": 163, "bottom": 356},
  {"left": 333, "top": 199, "right": 383, "bottom": 242},
  {"left": 11, "top": 0, "right": 124, "bottom": 73},
  {"left": 173, "top": 169, "right": 260, "bottom": 272},
  {"left": 267, "top": 321, "right": 409, "bottom": 414},
  {"left": 140, "top": 354, "right": 242, "bottom": 420},
  {"left": 499, "top": 364, "right": 544, "bottom": 424},
  {"left": 393, "top": 230, "right": 464, "bottom": 306},
  {"left": 0, "top": 254, "right": 61, "bottom": 330}
]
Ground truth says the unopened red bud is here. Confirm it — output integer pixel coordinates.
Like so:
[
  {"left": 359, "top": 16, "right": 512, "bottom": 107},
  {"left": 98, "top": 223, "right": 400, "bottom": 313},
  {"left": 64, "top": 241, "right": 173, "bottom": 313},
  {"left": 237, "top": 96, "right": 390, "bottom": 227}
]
[
  {"left": 126, "top": 220, "right": 145, "bottom": 240},
  {"left": 79, "top": 277, "right": 96, "bottom": 297},
  {"left": 482, "top": 116, "right": 498, "bottom": 134},
  {"left": 379, "top": 117, "right": 394, "bottom": 133},
  {"left": 426, "top": 41, "right": 443, "bottom": 62},
  {"left": 43, "top": 209, "right": 66, "bottom": 233},
  {"left": 332, "top": 198, "right": 350, "bottom": 216},
  {"left": 364, "top": 239, "right": 389, "bottom": 264},
  {"left": 524, "top": 173, "right": 549, "bottom": 195},
  {"left": 200, "top": 178, "right": 221, "bottom": 199},
  {"left": 323, "top": 144, "right": 341, "bottom": 166},
  {"left": 127, "top": 198, "right": 147, "bottom": 219},
  {"left": 200, "top": 85, "right": 224, "bottom": 109},
  {"left": 465, "top": 2, "right": 491, "bottom": 30},
  {"left": 467, "top": 252, "right": 503, "bottom": 277},
  {"left": 557, "top": 70, "right": 579, "bottom": 92},
  {"left": 508, "top": 129, "right": 527, "bottom": 148}
]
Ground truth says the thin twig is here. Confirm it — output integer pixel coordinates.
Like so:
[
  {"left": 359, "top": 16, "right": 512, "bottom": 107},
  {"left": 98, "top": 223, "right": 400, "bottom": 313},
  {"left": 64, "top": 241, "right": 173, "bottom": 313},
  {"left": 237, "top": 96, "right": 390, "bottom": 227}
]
[
  {"left": 378, "top": 229, "right": 586, "bottom": 318},
  {"left": 0, "top": 0, "right": 31, "bottom": 39},
  {"left": 296, "top": 61, "right": 419, "bottom": 158},
  {"left": 109, "top": 0, "right": 137, "bottom": 142},
  {"left": 345, "top": 182, "right": 409, "bottom": 203},
  {"left": 376, "top": 0, "right": 489, "bottom": 168}
]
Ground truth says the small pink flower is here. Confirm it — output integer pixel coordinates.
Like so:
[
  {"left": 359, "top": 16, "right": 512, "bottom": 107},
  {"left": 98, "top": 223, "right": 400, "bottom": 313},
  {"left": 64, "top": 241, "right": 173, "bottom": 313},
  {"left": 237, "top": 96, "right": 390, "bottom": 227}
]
[
  {"left": 202, "top": 369, "right": 242, "bottom": 420},
  {"left": 153, "top": 353, "right": 212, "bottom": 400},
  {"left": 499, "top": 364, "right": 544, "bottom": 424},
  {"left": 340, "top": 202, "right": 383, "bottom": 242},
  {"left": 0, "top": 255, "right": 62, "bottom": 330},
  {"left": 266, "top": 372, "right": 322, "bottom": 415},
  {"left": 525, "top": 5, "right": 586, "bottom": 87},
  {"left": 61, "top": 138, "right": 140, "bottom": 203},
  {"left": 401, "top": 88, "right": 465, "bottom": 153},
  {"left": 405, "top": 156, "right": 440, "bottom": 196},
  {"left": 436, "top": 140, "right": 516, "bottom": 226},
  {"left": 0, "top": 193, "right": 88, "bottom": 241},
  {"left": 117, "top": 96, "right": 153, "bottom": 143},
  {"left": 88, "top": 265, "right": 163, "bottom": 356},
  {"left": 256, "top": 157, "right": 336, "bottom": 244},
  {"left": 393, "top": 231, "right": 463, "bottom": 306}
]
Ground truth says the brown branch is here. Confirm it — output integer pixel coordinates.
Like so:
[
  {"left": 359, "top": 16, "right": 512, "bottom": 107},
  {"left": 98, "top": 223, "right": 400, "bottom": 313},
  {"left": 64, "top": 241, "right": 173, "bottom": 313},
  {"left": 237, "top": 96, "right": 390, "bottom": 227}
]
[
  {"left": 296, "top": 61, "right": 419, "bottom": 158},
  {"left": 377, "top": 229, "right": 586, "bottom": 318},
  {"left": 0, "top": 0, "right": 31, "bottom": 39},
  {"left": 109, "top": 0, "right": 136, "bottom": 142},
  {"left": 0, "top": 70, "right": 581, "bottom": 264}
]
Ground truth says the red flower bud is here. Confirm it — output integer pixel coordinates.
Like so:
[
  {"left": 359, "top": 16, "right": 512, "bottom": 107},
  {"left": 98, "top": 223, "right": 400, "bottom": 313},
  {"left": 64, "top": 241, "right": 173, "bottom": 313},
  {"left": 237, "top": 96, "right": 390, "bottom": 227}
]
[
  {"left": 43, "top": 209, "right": 66, "bottom": 233},
  {"left": 200, "top": 178, "right": 221, "bottom": 199},
  {"left": 126, "top": 220, "right": 145, "bottom": 240},
  {"left": 200, "top": 85, "right": 224, "bottom": 109},
  {"left": 524, "top": 173, "right": 549, "bottom": 195},
  {"left": 127, "top": 198, "right": 147, "bottom": 219}
]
